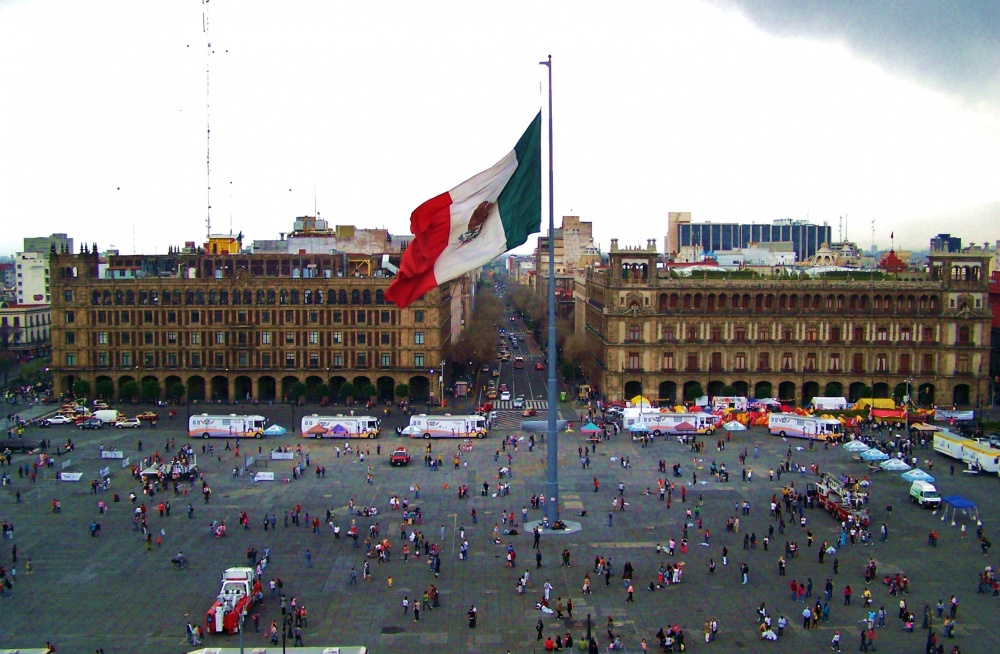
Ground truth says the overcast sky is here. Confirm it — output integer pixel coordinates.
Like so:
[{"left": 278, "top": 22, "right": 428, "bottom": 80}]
[{"left": 1, "top": 0, "right": 997, "bottom": 257}]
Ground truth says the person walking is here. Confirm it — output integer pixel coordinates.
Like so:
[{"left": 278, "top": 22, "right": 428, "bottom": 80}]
[
  {"left": 626, "top": 583, "right": 634, "bottom": 602},
  {"left": 830, "top": 630, "right": 841, "bottom": 652},
  {"left": 537, "top": 618, "right": 545, "bottom": 641},
  {"left": 349, "top": 568, "right": 358, "bottom": 585},
  {"left": 304, "top": 549, "right": 312, "bottom": 568},
  {"left": 467, "top": 604, "right": 478, "bottom": 628}
]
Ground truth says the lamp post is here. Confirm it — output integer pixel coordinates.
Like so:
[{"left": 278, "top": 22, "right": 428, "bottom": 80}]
[{"left": 904, "top": 375, "right": 913, "bottom": 434}]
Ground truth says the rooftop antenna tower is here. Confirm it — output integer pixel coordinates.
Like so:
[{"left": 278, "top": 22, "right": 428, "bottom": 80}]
[
  {"left": 871, "top": 217, "right": 876, "bottom": 254},
  {"left": 203, "top": 0, "right": 212, "bottom": 240}
]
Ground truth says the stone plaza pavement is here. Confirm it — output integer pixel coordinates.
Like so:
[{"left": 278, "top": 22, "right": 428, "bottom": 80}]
[{"left": 1, "top": 404, "right": 999, "bottom": 653}]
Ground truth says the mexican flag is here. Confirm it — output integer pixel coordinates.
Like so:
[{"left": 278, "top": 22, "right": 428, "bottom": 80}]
[{"left": 386, "top": 113, "right": 541, "bottom": 308}]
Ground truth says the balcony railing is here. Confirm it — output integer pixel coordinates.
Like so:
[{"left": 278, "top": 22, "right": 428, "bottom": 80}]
[
  {"left": 756, "top": 366, "right": 771, "bottom": 373},
  {"left": 708, "top": 366, "right": 725, "bottom": 373},
  {"left": 661, "top": 367, "right": 676, "bottom": 373},
  {"left": 685, "top": 366, "right": 700, "bottom": 373},
  {"left": 624, "top": 367, "right": 644, "bottom": 374}
]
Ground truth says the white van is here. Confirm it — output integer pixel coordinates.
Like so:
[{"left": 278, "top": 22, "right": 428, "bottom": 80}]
[{"left": 909, "top": 480, "right": 941, "bottom": 508}]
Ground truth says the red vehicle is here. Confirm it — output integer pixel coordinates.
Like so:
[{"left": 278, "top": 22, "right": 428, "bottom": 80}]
[
  {"left": 390, "top": 447, "right": 411, "bottom": 466},
  {"left": 535, "top": 362, "right": 545, "bottom": 371},
  {"left": 476, "top": 403, "right": 494, "bottom": 413},
  {"left": 812, "top": 473, "right": 870, "bottom": 525},
  {"left": 206, "top": 567, "right": 262, "bottom": 634}
]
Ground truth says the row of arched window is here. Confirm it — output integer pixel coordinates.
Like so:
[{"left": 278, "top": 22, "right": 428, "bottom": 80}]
[{"left": 91, "top": 288, "right": 387, "bottom": 307}]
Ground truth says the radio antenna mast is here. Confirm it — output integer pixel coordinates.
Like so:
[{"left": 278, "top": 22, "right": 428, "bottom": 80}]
[
  {"left": 203, "top": 0, "right": 212, "bottom": 240},
  {"left": 871, "top": 217, "right": 876, "bottom": 254}
]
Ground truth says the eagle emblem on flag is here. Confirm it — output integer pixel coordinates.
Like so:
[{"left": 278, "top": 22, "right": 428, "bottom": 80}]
[{"left": 458, "top": 200, "right": 494, "bottom": 245}]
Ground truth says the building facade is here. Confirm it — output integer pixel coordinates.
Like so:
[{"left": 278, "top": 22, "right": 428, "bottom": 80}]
[
  {"left": 0, "top": 301, "right": 51, "bottom": 360},
  {"left": 667, "top": 213, "right": 832, "bottom": 262},
  {"left": 49, "top": 248, "right": 458, "bottom": 404},
  {"left": 15, "top": 251, "right": 50, "bottom": 305},
  {"left": 533, "top": 216, "right": 597, "bottom": 319},
  {"left": 580, "top": 240, "right": 992, "bottom": 409}
]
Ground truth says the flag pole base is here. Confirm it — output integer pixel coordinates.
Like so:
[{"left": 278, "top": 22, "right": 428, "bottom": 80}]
[{"left": 522, "top": 519, "right": 583, "bottom": 535}]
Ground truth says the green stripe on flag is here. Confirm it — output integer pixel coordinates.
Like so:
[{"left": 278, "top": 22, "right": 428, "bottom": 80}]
[{"left": 497, "top": 112, "right": 542, "bottom": 251}]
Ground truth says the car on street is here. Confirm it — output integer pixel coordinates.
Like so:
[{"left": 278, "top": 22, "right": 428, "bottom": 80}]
[
  {"left": 115, "top": 418, "right": 142, "bottom": 429},
  {"left": 136, "top": 411, "right": 159, "bottom": 421},
  {"left": 476, "top": 403, "right": 494, "bottom": 413},
  {"left": 486, "top": 388, "right": 498, "bottom": 399},
  {"left": 492, "top": 369, "right": 500, "bottom": 377},
  {"left": 535, "top": 362, "right": 545, "bottom": 371},
  {"left": 500, "top": 391, "right": 512, "bottom": 402},
  {"left": 521, "top": 408, "right": 537, "bottom": 417},
  {"left": 481, "top": 365, "right": 490, "bottom": 373},
  {"left": 79, "top": 418, "right": 103, "bottom": 430},
  {"left": 512, "top": 396, "right": 525, "bottom": 409},
  {"left": 45, "top": 414, "right": 74, "bottom": 425},
  {"left": 499, "top": 383, "right": 508, "bottom": 392},
  {"left": 390, "top": 447, "right": 411, "bottom": 466}
]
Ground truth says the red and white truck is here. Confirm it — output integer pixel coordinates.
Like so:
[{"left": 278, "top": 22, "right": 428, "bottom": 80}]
[{"left": 205, "top": 567, "right": 262, "bottom": 634}]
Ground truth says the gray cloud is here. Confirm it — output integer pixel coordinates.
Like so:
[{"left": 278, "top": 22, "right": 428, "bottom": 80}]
[{"left": 710, "top": 0, "right": 1000, "bottom": 108}]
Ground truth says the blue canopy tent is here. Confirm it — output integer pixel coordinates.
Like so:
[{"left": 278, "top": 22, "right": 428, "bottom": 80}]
[
  {"left": 880, "top": 458, "right": 911, "bottom": 472},
  {"left": 939, "top": 495, "right": 981, "bottom": 527},
  {"left": 843, "top": 440, "right": 872, "bottom": 453},
  {"left": 581, "top": 422, "right": 601, "bottom": 434},
  {"left": 628, "top": 423, "right": 649, "bottom": 433},
  {"left": 901, "top": 468, "right": 935, "bottom": 483},
  {"left": 263, "top": 424, "right": 286, "bottom": 436},
  {"left": 860, "top": 448, "right": 889, "bottom": 461}
]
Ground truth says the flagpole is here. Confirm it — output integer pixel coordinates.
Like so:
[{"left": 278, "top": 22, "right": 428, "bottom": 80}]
[{"left": 540, "top": 54, "right": 559, "bottom": 525}]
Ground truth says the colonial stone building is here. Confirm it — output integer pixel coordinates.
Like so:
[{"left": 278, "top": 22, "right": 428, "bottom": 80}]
[
  {"left": 48, "top": 247, "right": 462, "bottom": 404},
  {"left": 579, "top": 240, "right": 992, "bottom": 409}
]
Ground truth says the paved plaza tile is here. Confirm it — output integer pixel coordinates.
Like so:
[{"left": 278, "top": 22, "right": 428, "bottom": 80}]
[{"left": 1, "top": 402, "right": 998, "bottom": 653}]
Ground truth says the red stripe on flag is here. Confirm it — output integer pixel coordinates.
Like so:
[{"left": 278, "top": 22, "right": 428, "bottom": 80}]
[{"left": 385, "top": 192, "right": 453, "bottom": 308}]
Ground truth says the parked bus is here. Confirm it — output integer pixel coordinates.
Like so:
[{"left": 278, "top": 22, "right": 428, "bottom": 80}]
[
  {"left": 513, "top": 356, "right": 524, "bottom": 369},
  {"left": 407, "top": 414, "right": 488, "bottom": 439},
  {"left": 300, "top": 415, "right": 381, "bottom": 439},
  {"left": 767, "top": 413, "right": 841, "bottom": 441},
  {"left": 636, "top": 412, "right": 717, "bottom": 437},
  {"left": 188, "top": 414, "right": 266, "bottom": 439}
]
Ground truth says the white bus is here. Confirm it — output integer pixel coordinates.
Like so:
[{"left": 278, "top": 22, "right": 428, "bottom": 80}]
[
  {"left": 300, "top": 415, "right": 381, "bottom": 439},
  {"left": 407, "top": 414, "right": 488, "bottom": 439},
  {"left": 767, "top": 413, "right": 841, "bottom": 441},
  {"left": 188, "top": 414, "right": 266, "bottom": 439},
  {"left": 637, "top": 412, "right": 718, "bottom": 437}
]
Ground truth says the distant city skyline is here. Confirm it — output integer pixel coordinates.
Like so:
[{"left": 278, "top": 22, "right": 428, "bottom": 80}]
[{"left": 1, "top": 1, "right": 997, "bottom": 256}]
